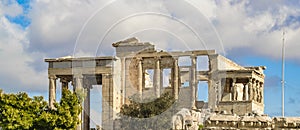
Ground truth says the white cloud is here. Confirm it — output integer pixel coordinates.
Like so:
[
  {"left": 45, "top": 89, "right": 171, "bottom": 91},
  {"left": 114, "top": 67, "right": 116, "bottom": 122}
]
[
  {"left": 28, "top": 0, "right": 101, "bottom": 57},
  {"left": 205, "top": 1, "right": 300, "bottom": 61},
  {"left": 27, "top": 0, "right": 226, "bottom": 57},
  {"left": 0, "top": 16, "right": 47, "bottom": 92},
  {"left": 0, "top": 0, "right": 23, "bottom": 17},
  {"left": 1, "top": 0, "right": 300, "bottom": 93},
  {"left": 244, "top": 12, "right": 275, "bottom": 33}
]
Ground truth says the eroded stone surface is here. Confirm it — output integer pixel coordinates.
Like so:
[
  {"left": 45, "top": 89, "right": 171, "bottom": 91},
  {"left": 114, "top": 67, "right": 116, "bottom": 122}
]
[{"left": 44, "top": 38, "right": 300, "bottom": 130}]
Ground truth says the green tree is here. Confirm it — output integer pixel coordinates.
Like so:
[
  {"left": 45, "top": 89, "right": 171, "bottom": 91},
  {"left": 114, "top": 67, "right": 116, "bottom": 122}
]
[
  {"left": 54, "top": 88, "right": 82, "bottom": 129},
  {"left": 0, "top": 89, "right": 82, "bottom": 130},
  {"left": 119, "top": 92, "right": 177, "bottom": 130},
  {"left": 0, "top": 90, "right": 46, "bottom": 129}
]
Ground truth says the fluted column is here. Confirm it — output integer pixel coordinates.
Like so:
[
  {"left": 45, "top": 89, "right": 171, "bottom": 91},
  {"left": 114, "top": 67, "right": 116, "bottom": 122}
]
[
  {"left": 137, "top": 58, "right": 143, "bottom": 98},
  {"left": 60, "top": 78, "right": 69, "bottom": 96},
  {"left": 208, "top": 79, "right": 215, "bottom": 109},
  {"left": 74, "top": 74, "right": 83, "bottom": 130},
  {"left": 102, "top": 74, "right": 113, "bottom": 130},
  {"left": 173, "top": 57, "right": 179, "bottom": 100},
  {"left": 160, "top": 68, "right": 163, "bottom": 92},
  {"left": 154, "top": 57, "right": 161, "bottom": 98},
  {"left": 49, "top": 74, "right": 56, "bottom": 109},
  {"left": 121, "top": 57, "right": 126, "bottom": 105},
  {"left": 83, "top": 82, "right": 91, "bottom": 130},
  {"left": 75, "top": 74, "right": 83, "bottom": 90},
  {"left": 190, "top": 55, "right": 197, "bottom": 109}
]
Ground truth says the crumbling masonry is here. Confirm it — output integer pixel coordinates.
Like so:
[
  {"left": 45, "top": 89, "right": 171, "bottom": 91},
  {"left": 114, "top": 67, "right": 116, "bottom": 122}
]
[{"left": 45, "top": 38, "right": 300, "bottom": 130}]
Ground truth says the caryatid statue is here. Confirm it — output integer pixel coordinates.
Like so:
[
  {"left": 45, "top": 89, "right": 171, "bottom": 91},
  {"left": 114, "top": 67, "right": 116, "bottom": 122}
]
[
  {"left": 259, "top": 82, "right": 263, "bottom": 103},
  {"left": 252, "top": 83, "right": 257, "bottom": 101},
  {"left": 256, "top": 81, "right": 260, "bottom": 102},
  {"left": 232, "top": 84, "right": 238, "bottom": 101},
  {"left": 248, "top": 78, "right": 253, "bottom": 101}
]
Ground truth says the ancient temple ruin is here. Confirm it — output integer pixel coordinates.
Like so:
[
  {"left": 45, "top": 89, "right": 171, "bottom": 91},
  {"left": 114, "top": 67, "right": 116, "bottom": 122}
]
[{"left": 45, "top": 38, "right": 299, "bottom": 130}]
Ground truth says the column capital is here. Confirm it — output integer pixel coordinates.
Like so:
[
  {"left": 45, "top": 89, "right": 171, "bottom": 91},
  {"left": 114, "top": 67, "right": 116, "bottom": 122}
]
[
  {"left": 190, "top": 54, "right": 197, "bottom": 59},
  {"left": 102, "top": 73, "right": 112, "bottom": 78},
  {"left": 255, "top": 80, "right": 260, "bottom": 84},
  {"left": 154, "top": 56, "right": 161, "bottom": 61},
  {"left": 74, "top": 74, "right": 83, "bottom": 79},
  {"left": 251, "top": 78, "right": 256, "bottom": 83},
  {"left": 136, "top": 57, "right": 143, "bottom": 61},
  {"left": 83, "top": 81, "right": 93, "bottom": 89},
  {"left": 48, "top": 74, "right": 57, "bottom": 79},
  {"left": 172, "top": 56, "right": 179, "bottom": 60},
  {"left": 60, "top": 77, "right": 69, "bottom": 83},
  {"left": 173, "top": 57, "right": 179, "bottom": 67},
  {"left": 232, "top": 78, "right": 236, "bottom": 83},
  {"left": 154, "top": 57, "right": 161, "bottom": 69}
]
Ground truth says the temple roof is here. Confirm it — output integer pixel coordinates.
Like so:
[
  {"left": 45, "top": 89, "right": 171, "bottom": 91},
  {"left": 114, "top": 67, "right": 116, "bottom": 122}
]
[{"left": 112, "top": 37, "right": 152, "bottom": 47}]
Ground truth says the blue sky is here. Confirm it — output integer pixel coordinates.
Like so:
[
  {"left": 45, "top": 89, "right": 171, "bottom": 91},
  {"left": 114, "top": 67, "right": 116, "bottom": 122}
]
[
  {"left": 1, "top": 0, "right": 300, "bottom": 125},
  {"left": 6, "top": 0, "right": 30, "bottom": 27}
]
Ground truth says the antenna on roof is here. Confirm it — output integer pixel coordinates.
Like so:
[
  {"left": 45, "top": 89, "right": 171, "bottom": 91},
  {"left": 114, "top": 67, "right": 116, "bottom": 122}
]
[{"left": 281, "top": 29, "right": 286, "bottom": 117}]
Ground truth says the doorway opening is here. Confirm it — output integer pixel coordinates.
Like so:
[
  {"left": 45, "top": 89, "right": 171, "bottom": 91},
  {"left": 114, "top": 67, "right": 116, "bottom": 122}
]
[
  {"left": 197, "top": 81, "right": 208, "bottom": 102},
  {"left": 90, "top": 85, "right": 102, "bottom": 129}
]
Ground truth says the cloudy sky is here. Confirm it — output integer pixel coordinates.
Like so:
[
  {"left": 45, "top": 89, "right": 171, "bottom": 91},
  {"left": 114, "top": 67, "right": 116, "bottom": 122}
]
[{"left": 1, "top": 0, "right": 300, "bottom": 124}]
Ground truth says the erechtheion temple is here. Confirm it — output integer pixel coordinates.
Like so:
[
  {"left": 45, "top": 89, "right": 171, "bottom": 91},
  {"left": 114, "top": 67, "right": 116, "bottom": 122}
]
[{"left": 45, "top": 38, "right": 300, "bottom": 130}]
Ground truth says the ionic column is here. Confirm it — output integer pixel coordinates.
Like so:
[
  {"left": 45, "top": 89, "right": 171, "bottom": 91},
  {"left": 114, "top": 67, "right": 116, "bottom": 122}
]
[
  {"left": 160, "top": 68, "right": 163, "bottom": 92},
  {"left": 74, "top": 74, "right": 83, "bottom": 90},
  {"left": 102, "top": 74, "right": 113, "bottom": 130},
  {"left": 49, "top": 75, "right": 56, "bottom": 109},
  {"left": 121, "top": 57, "right": 126, "bottom": 105},
  {"left": 83, "top": 83, "right": 91, "bottom": 130},
  {"left": 154, "top": 57, "right": 161, "bottom": 98},
  {"left": 74, "top": 74, "right": 83, "bottom": 130},
  {"left": 190, "top": 55, "right": 197, "bottom": 109},
  {"left": 137, "top": 58, "right": 143, "bottom": 98},
  {"left": 60, "top": 78, "right": 69, "bottom": 96},
  {"left": 173, "top": 57, "right": 179, "bottom": 100},
  {"left": 208, "top": 79, "right": 215, "bottom": 110},
  {"left": 160, "top": 69, "right": 164, "bottom": 89}
]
